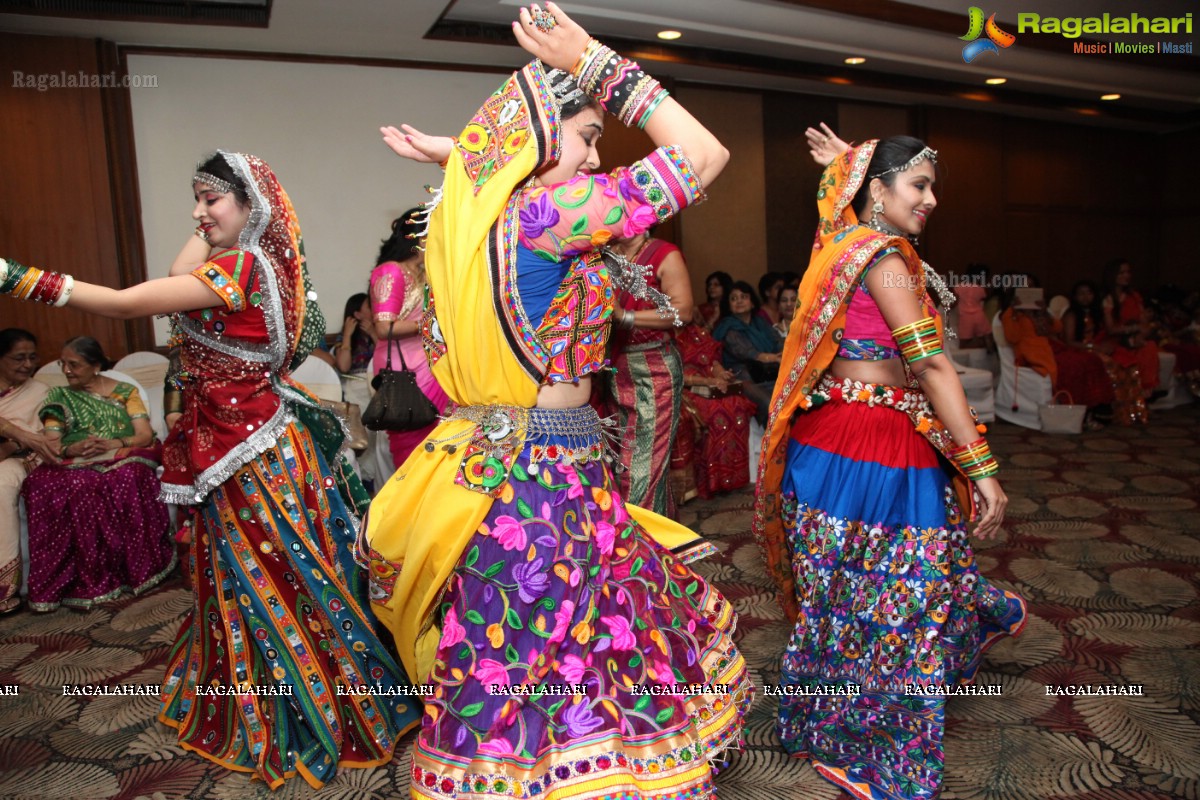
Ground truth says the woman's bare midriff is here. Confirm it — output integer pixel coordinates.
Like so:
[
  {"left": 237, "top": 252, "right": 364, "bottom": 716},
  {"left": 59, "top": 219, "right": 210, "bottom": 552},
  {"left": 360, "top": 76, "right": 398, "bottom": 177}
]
[
  {"left": 537, "top": 377, "right": 593, "bottom": 409},
  {"left": 828, "top": 356, "right": 909, "bottom": 387}
]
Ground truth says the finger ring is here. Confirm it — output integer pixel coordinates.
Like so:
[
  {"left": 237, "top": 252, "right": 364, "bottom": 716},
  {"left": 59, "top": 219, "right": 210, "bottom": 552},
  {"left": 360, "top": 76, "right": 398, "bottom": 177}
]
[{"left": 532, "top": 8, "right": 557, "bottom": 32}]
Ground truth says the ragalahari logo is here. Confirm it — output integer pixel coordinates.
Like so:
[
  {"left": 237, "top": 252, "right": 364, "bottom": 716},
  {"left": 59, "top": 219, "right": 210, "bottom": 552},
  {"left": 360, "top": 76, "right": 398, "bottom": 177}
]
[{"left": 961, "top": 7, "right": 1016, "bottom": 62}]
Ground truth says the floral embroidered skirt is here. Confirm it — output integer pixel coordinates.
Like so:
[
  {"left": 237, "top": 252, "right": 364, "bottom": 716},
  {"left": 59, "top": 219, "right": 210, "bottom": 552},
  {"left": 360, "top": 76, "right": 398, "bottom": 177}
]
[
  {"left": 412, "top": 409, "right": 754, "bottom": 799},
  {"left": 778, "top": 401, "right": 1026, "bottom": 800},
  {"left": 159, "top": 421, "right": 420, "bottom": 789}
]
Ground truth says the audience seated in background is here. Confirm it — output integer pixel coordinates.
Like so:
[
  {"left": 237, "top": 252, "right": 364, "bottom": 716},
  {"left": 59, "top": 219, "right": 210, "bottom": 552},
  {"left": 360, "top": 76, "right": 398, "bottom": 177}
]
[
  {"left": 713, "top": 280, "right": 783, "bottom": 425},
  {"left": 695, "top": 270, "right": 731, "bottom": 331},
  {"left": 1102, "top": 258, "right": 1160, "bottom": 400},
  {"left": 774, "top": 284, "right": 798, "bottom": 339},
  {"left": 757, "top": 271, "right": 786, "bottom": 327},
  {"left": 21, "top": 336, "right": 172, "bottom": 611},
  {"left": 670, "top": 323, "right": 759, "bottom": 503},
  {"left": 954, "top": 263, "right": 993, "bottom": 350},
  {"left": 0, "top": 329, "right": 58, "bottom": 614}
]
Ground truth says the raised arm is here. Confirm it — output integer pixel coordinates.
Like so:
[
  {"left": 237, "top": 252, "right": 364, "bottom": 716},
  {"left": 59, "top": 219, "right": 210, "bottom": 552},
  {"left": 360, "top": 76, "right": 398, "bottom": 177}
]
[{"left": 512, "top": 2, "right": 728, "bottom": 188}]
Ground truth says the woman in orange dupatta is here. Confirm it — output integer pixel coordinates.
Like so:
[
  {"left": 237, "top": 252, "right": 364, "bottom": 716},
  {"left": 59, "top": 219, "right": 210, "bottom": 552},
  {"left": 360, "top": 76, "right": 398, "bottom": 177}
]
[{"left": 752, "top": 125, "right": 1026, "bottom": 800}]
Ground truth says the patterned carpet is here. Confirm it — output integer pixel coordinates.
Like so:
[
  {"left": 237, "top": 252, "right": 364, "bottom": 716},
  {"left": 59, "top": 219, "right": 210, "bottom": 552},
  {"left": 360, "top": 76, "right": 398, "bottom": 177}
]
[{"left": 1, "top": 405, "right": 1198, "bottom": 800}]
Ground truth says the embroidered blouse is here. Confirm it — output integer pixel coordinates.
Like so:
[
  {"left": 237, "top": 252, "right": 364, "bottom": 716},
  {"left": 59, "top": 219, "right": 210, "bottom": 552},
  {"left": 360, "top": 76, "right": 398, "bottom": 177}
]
[{"left": 477, "top": 146, "right": 702, "bottom": 386}]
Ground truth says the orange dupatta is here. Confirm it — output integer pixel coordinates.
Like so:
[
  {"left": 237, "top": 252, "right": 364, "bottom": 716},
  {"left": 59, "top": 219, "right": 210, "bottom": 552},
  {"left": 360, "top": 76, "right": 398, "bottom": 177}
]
[{"left": 751, "top": 142, "right": 973, "bottom": 622}]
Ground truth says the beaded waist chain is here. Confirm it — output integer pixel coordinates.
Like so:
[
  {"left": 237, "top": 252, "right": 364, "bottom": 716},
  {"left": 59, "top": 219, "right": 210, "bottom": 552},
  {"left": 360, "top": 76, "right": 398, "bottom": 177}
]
[
  {"left": 801, "top": 374, "right": 932, "bottom": 416},
  {"left": 428, "top": 404, "right": 617, "bottom": 496}
]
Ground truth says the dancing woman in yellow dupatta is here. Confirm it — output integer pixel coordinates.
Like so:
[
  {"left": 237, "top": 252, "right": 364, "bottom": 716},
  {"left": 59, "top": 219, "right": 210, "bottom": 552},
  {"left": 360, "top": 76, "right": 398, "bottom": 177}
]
[
  {"left": 364, "top": 4, "right": 752, "bottom": 797},
  {"left": 752, "top": 125, "right": 1026, "bottom": 800}
]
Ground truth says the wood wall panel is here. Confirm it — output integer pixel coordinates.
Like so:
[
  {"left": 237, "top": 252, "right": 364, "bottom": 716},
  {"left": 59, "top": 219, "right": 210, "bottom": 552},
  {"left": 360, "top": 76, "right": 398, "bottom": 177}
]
[{"left": 0, "top": 33, "right": 150, "bottom": 365}]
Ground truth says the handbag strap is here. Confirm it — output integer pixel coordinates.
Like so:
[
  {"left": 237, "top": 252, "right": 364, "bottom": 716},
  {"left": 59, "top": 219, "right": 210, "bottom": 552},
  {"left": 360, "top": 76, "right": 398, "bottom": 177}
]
[
  {"left": 384, "top": 321, "right": 412, "bottom": 372},
  {"left": 1052, "top": 389, "right": 1075, "bottom": 406}
]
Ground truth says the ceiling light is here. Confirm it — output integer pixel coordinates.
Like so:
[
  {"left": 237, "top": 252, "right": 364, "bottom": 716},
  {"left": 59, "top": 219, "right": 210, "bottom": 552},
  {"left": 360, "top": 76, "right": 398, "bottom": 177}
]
[
  {"left": 844, "top": 57, "right": 867, "bottom": 65},
  {"left": 985, "top": 77, "right": 1007, "bottom": 85},
  {"left": 657, "top": 30, "right": 682, "bottom": 40},
  {"left": 1100, "top": 93, "right": 1121, "bottom": 101}
]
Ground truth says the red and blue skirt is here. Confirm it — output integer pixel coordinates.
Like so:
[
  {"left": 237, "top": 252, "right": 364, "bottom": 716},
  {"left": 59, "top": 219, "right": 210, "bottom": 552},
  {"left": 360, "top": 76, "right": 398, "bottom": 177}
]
[{"left": 778, "top": 398, "right": 1026, "bottom": 800}]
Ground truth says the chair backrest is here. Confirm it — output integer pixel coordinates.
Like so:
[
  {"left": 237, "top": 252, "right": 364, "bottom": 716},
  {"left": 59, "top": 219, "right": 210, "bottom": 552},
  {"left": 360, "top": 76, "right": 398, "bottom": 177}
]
[
  {"left": 114, "top": 352, "right": 170, "bottom": 440},
  {"left": 1047, "top": 294, "right": 1070, "bottom": 320},
  {"left": 33, "top": 360, "right": 67, "bottom": 388},
  {"left": 291, "top": 356, "right": 342, "bottom": 402},
  {"left": 991, "top": 312, "right": 1012, "bottom": 352}
]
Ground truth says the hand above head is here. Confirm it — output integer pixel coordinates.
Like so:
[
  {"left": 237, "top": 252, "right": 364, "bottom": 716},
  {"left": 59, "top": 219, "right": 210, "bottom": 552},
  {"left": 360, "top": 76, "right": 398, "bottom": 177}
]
[
  {"left": 381, "top": 124, "right": 454, "bottom": 165},
  {"left": 511, "top": 2, "right": 591, "bottom": 73},
  {"left": 805, "top": 122, "right": 850, "bottom": 167}
]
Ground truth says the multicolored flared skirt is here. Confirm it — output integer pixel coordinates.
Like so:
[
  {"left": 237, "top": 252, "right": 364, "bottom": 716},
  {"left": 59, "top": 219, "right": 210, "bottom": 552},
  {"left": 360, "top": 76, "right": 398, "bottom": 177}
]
[
  {"left": 159, "top": 420, "right": 420, "bottom": 789},
  {"left": 778, "top": 400, "right": 1026, "bottom": 800},
  {"left": 412, "top": 406, "right": 753, "bottom": 799}
]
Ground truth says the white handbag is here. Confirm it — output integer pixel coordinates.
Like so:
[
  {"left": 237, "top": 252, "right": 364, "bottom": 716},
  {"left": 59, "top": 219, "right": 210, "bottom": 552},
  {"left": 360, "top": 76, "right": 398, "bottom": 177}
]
[{"left": 1039, "top": 390, "right": 1086, "bottom": 434}]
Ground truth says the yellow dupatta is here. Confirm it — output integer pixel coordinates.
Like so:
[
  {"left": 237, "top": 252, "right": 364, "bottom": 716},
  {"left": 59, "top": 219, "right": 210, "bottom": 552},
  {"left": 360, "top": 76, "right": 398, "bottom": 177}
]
[
  {"left": 366, "top": 61, "right": 701, "bottom": 683},
  {"left": 751, "top": 142, "right": 970, "bottom": 622}
]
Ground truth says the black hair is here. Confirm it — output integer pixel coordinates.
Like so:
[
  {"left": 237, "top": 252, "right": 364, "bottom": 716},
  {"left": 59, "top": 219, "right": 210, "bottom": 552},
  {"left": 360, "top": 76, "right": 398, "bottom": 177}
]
[
  {"left": 194, "top": 152, "right": 250, "bottom": 204},
  {"left": 1067, "top": 280, "right": 1104, "bottom": 341},
  {"left": 343, "top": 292, "right": 369, "bottom": 321},
  {"left": 719, "top": 280, "right": 761, "bottom": 319},
  {"left": 704, "top": 271, "right": 733, "bottom": 304},
  {"left": 0, "top": 328, "right": 36, "bottom": 358},
  {"left": 758, "top": 272, "right": 785, "bottom": 303},
  {"left": 1102, "top": 257, "right": 1132, "bottom": 299},
  {"left": 377, "top": 208, "right": 424, "bottom": 266},
  {"left": 63, "top": 335, "right": 113, "bottom": 370},
  {"left": 851, "top": 136, "right": 935, "bottom": 219}
]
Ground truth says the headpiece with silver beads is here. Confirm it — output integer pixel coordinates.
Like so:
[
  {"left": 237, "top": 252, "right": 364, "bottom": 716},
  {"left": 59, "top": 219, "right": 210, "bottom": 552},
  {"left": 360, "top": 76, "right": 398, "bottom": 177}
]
[
  {"left": 545, "top": 67, "right": 586, "bottom": 111},
  {"left": 192, "top": 171, "right": 238, "bottom": 196},
  {"left": 868, "top": 146, "right": 938, "bottom": 180}
]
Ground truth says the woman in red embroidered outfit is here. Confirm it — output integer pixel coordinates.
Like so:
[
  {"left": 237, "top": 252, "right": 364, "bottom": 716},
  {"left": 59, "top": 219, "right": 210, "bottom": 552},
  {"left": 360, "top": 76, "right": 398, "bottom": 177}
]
[
  {"left": 0, "top": 152, "right": 419, "bottom": 788},
  {"left": 365, "top": 4, "right": 752, "bottom": 798},
  {"left": 606, "top": 230, "right": 693, "bottom": 517},
  {"left": 1102, "top": 258, "right": 1160, "bottom": 399},
  {"left": 753, "top": 126, "right": 1026, "bottom": 800}
]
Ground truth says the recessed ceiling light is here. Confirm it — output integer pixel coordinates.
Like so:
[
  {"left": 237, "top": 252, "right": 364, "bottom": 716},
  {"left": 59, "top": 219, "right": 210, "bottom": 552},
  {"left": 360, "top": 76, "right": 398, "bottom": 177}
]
[
  {"left": 844, "top": 57, "right": 866, "bottom": 65},
  {"left": 985, "top": 77, "right": 1007, "bottom": 85},
  {"left": 657, "top": 30, "right": 682, "bottom": 40},
  {"left": 1100, "top": 93, "right": 1121, "bottom": 101}
]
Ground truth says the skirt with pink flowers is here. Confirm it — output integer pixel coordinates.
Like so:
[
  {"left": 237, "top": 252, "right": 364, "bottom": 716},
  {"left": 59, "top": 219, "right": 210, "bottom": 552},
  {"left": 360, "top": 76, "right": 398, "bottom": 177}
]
[{"left": 410, "top": 407, "right": 753, "bottom": 799}]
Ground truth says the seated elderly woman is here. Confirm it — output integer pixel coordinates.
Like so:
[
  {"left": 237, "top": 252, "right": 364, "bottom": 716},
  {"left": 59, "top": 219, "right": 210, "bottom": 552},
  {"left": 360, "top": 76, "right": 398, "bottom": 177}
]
[
  {"left": 0, "top": 328, "right": 60, "bottom": 613},
  {"left": 22, "top": 335, "right": 172, "bottom": 611}
]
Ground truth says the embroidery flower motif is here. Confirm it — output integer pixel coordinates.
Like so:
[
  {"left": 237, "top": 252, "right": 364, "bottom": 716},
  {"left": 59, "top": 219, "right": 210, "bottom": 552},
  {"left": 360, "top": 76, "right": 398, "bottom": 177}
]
[
  {"left": 559, "top": 653, "right": 588, "bottom": 683},
  {"left": 477, "top": 658, "right": 511, "bottom": 687},
  {"left": 512, "top": 557, "right": 550, "bottom": 603},
  {"left": 520, "top": 191, "right": 561, "bottom": 240},
  {"left": 441, "top": 606, "right": 466, "bottom": 648},
  {"left": 594, "top": 519, "right": 616, "bottom": 556},
  {"left": 563, "top": 699, "right": 604, "bottom": 737},
  {"left": 549, "top": 599, "right": 576, "bottom": 644},
  {"left": 601, "top": 615, "right": 636, "bottom": 651},
  {"left": 489, "top": 515, "right": 527, "bottom": 551}
]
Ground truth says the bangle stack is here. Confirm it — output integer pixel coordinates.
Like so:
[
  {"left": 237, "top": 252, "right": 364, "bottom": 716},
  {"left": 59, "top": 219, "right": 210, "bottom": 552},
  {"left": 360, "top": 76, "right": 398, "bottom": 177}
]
[
  {"left": 0, "top": 259, "right": 76, "bottom": 307},
  {"left": 891, "top": 317, "right": 943, "bottom": 363},
  {"left": 618, "top": 309, "right": 636, "bottom": 331},
  {"left": 948, "top": 437, "right": 999, "bottom": 480},
  {"left": 571, "top": 38, "right": 669, "bottom": 129}
]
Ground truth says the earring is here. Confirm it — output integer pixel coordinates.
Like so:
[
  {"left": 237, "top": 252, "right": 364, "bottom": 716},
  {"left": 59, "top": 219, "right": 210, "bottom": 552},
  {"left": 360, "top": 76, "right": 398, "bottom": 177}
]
[{"left": 872, "top": 200, "right": 884, "bottom": 215}]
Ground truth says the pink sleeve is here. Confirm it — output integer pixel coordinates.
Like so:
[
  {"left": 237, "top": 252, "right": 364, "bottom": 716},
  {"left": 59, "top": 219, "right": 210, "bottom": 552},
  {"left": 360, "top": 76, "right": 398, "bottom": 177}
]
[
  {"left": 370, "top": 261, "right": 407, "bottom": 322},
  {"left": 517, "top": 145, "right": 704, "bottom": 261}
]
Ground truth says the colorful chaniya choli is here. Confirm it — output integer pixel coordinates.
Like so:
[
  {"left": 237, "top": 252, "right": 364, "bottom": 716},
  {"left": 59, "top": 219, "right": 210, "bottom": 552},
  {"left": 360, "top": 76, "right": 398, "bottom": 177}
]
[
  {"left": 364, "top": 60, "right": 753, "bottom": 800},
  {"left": 157, "top": 151, "right": 418, "bottom": 790},
  {"left": 754, "top": 141, "right": 1026, "bottom": 800}
]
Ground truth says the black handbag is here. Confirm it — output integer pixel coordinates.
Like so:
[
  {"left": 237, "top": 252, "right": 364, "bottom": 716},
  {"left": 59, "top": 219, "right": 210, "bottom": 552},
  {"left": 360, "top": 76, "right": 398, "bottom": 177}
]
[{"left": 362, "top": 324, "right": 439, "bottom": 432}]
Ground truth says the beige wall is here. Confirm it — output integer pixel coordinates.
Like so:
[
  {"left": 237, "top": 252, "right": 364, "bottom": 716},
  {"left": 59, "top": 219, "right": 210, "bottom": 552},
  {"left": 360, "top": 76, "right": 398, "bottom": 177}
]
[{"left": 674, "top": 86, "right": 767, "bottom": 302}]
